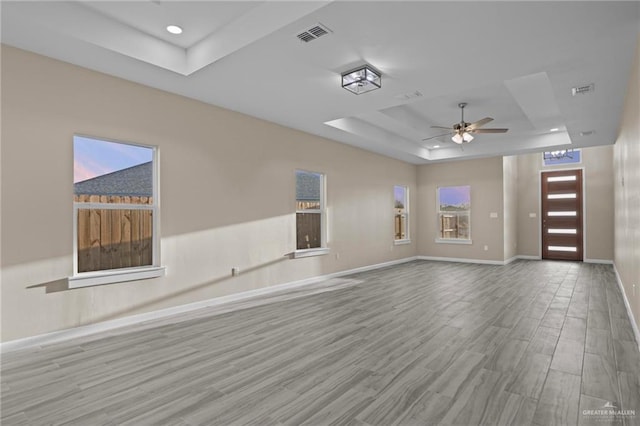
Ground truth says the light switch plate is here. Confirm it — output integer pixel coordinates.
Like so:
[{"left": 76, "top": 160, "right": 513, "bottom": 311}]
[
  {"left": 529, "top": 213, "right": 537, "bottom": 218},
  {"left": 490, "top": 212, "right": 498, "bottom": 218}
]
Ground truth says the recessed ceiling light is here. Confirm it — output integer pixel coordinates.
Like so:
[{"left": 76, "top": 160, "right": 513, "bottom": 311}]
[
  {"left": 166, "top": 25, "right": 183, "bottom": 35},
  {"left": 550, "top": 128, "right": 559, "bottom": 132},
  {"left": 433, "top": 145, "right": 440, "bottom": 148}
]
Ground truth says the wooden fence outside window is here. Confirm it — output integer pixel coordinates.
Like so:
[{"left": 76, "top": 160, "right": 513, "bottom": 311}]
[{"left": 75, "top": 195, "right": 153, "bottom": 272}]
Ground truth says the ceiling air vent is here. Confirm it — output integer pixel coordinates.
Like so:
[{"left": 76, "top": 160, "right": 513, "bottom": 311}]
[
  {"left": 296, "top": 23, "right": 332, "bottom": 43},
  {"left": 571, "top": 83, "right": 595, "bottom": 96}
]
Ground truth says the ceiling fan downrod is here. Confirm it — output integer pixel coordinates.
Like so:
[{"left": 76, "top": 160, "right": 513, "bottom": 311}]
[{"left": 458, "top": 102, "right": 467, "bottom": 128}]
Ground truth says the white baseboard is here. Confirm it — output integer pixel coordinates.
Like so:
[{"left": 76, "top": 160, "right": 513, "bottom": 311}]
[
  {"left": 1, "top": 256, "right": 418, "bottom": 353},
  {"left": 417, "top": 255, "right": 506, "bottom": 265},
  {"left": 584, "top": 258, "right": 614, "bottom": 264},
  {"left": 613, "top": 263, "right": 640, "bottom": 352},
  {"left": 418, "top": 255, "right": 542, "bottom": 266}
]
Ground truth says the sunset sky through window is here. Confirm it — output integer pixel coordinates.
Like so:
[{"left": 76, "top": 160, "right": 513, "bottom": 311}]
[{"left": 74, "top": 136, "right": 153, "bottom": 183}]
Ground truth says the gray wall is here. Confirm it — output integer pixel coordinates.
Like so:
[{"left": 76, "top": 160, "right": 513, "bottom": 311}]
[
  {"left": 416, "top": 157, "right": 506, "bottom": 262},
  {"left": 1, "top": 46, "right": 417, "bottom": 341},
  {"left": 613, "top": 35, "right": 640, "bottom": 334}
]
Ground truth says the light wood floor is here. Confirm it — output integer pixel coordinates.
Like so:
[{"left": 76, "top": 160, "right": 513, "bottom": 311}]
[{"left": 2, "top": 260, "right": 639, "bottom": 426}]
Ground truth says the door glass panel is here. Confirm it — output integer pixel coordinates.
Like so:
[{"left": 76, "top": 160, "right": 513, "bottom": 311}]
[
  {"left": 548, "top": 246, "right": 577, "bottom": 252},
  {"left": 547, "top": 193, "right": 577, "bottom": 199},
  {"left": 548, "top": 211, "right": 577, "bottom": 216},
  {"left": 547, "top": 175, "right": 577, "bottom": 182},
  {"left": 548, "top": 229, "right": 577, "bottom": 234}
]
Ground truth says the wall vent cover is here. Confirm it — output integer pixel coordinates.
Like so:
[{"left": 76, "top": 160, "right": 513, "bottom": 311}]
[
  {"left": 571, "top": 83, "right": 595, "bottom": 96},
  {"left": 296, "top": 23, "right": 332, "bottom": 43}
]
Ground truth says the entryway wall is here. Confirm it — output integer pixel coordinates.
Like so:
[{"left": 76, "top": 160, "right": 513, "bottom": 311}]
[
  {"left": 516, "top": 145, "right": 614, "bottom": 262},
  {"left": 416, "top": 146, "right": 614, "bottom": 264}
]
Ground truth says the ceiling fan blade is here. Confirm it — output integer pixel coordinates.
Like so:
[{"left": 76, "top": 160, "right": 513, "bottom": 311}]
[
  {"left": 471, "top": 128, "right": 508, "bottom": 133},
  {"left": 422, "top": 132, "right": 453, "bottom": 141},
  {"left": 430, "top": 125, "right": 452, "bottom": 130},
  {"left": 466, "top": 117, "right": 493, "bottom": 130}
]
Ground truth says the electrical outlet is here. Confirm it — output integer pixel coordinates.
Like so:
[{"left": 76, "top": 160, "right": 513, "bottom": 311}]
[
  {"left": 335, "top": 253, "right": 340, "bottom": 260},
  {"left": 484, "top": 245, "right": 489, "bottom": 251},
  {"left": 232, "top": 267, "right": 240, "bottom": 277}
]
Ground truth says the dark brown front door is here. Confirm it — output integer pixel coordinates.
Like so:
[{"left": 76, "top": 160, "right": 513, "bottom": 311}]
[{"left": 541, "top": 169, "right": 583, "bottom": 261}]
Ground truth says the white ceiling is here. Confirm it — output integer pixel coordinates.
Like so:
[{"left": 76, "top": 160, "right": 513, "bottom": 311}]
[{"left": 2, "top": 1, "right": 638, "bottom": 164}]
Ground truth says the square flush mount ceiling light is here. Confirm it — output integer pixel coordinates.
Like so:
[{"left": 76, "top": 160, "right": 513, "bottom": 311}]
[{"left": 341, "top": 65, "right": 381, "bottom": 95}]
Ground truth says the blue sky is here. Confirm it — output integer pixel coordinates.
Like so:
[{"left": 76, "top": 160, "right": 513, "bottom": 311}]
[
  {"left": 394, "top": 186, "right": 406, "bottom": 206},
  {"left": 74, "top": 136, "right": 153, "bottom": 183},
  {"left": 439, "top": 185, "right": 470, "bottom": 207}
]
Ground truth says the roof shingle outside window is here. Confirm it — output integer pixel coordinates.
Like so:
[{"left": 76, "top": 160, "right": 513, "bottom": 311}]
[{"left": 74, "top": 162, "right": 153, "bottom": 197}]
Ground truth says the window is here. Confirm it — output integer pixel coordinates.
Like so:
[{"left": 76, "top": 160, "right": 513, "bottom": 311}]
[
  {"left": 437, "top": 185, "right": 471, "bottom": 243},
  {"left": 542, "top": 149, "right": 581, "bottom": 166},
  {"left": 394, "top": 185, "right": 410, "bottom": 243},
  {"left": 295, "top": 170, "right": 327, "bottom": 256},
  {"left": 71, "top": 135, "right": 163, "bottom": 287}
]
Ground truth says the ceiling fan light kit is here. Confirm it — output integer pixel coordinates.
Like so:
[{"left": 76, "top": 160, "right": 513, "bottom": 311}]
[
  {"left": 451, "top": 132, "right": 474, "bottom": 144},
  {"left": 341, "top": 65, "right": 381, "bottom": 95}
]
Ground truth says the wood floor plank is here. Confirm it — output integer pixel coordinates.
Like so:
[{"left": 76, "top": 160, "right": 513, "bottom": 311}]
[
  {"left": 541, "top": 308, "right": 567, "bottom": 329},
  {"left": 587, "top": 307, "right": 610, "bottom": 328},
  {"left": 585, "top": 327, "right": 615, "bottom": 359},
  {"left": 1, "top": 260, "right": 638, "bottom": 426},
  {"left": 614, "top": 339, "right": 640, "bottom": 373},
  {"left": 509, "top": 316, "right": 541, "bottom": 341},
  {"left": 532, "top": 369, "right": 581, "bottom": 426},
  {"left": 581, "top": 353, "right": 620, "bottom": 403},
  {"left": 511, "top": 396, "right": 539, "bottom": 426},
  {"left": 611, "top": 317, "right": 636, "bottom": 342},
  {"left": 438, "top": 368, "right": 517, "bottom": 425},
  {"left": 426, "top": 350, "right": 485, "bottom": 398},
  {"left": 485, "top": 338, "right": 529, "bottom": 373},
  {"left": 618, "top": 372, "right": 640, "bottom": 426},
  {"left": 394, "top": 391, "right": 454, "bottom": 425},
  {"left": 560, "top": 316, "right": 587, "bottom": 344},
  {"left": 505, "top": 352, "right": 552, "bottom": 399},
  {"left": 356, "top": 368, "right": 436, "bottom": 425},
  {"left": 550, "top": 338, "right": 585, "bottom": 376},
  {"left": 528, "top": 326, "right": 561, "bottom": 356}
]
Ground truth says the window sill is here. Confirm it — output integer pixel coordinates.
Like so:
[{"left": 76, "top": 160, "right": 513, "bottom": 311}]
[
  {"left": 394, "top": 239, "right": 412, "bottom": 245},
  {"left": 435, "top": 238, "right": 473, "bottom": 245},
  {"left": 293, "top": 248, "right": 330, "bottom": 258},
  {"left": 68, "top": 266, "right": 166, "bottom": 289}
]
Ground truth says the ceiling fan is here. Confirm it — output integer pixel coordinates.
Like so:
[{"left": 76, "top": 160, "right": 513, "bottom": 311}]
[{"left": 423, "top": 102, "right": 508, "bottom": 144}]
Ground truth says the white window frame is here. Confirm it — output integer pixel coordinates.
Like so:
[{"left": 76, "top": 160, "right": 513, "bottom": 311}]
[
  {"left": 435, "top": 185, "right": 472, "bottom": 244},
  {"left": 69, "top": 135, "right": 164, "bottom": 288},
  {"left": 294, "top": 169, "right": 329, "bottom": 258},
  {"left": 394, "top": 185, "right": 411, "bottom": 245}
]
